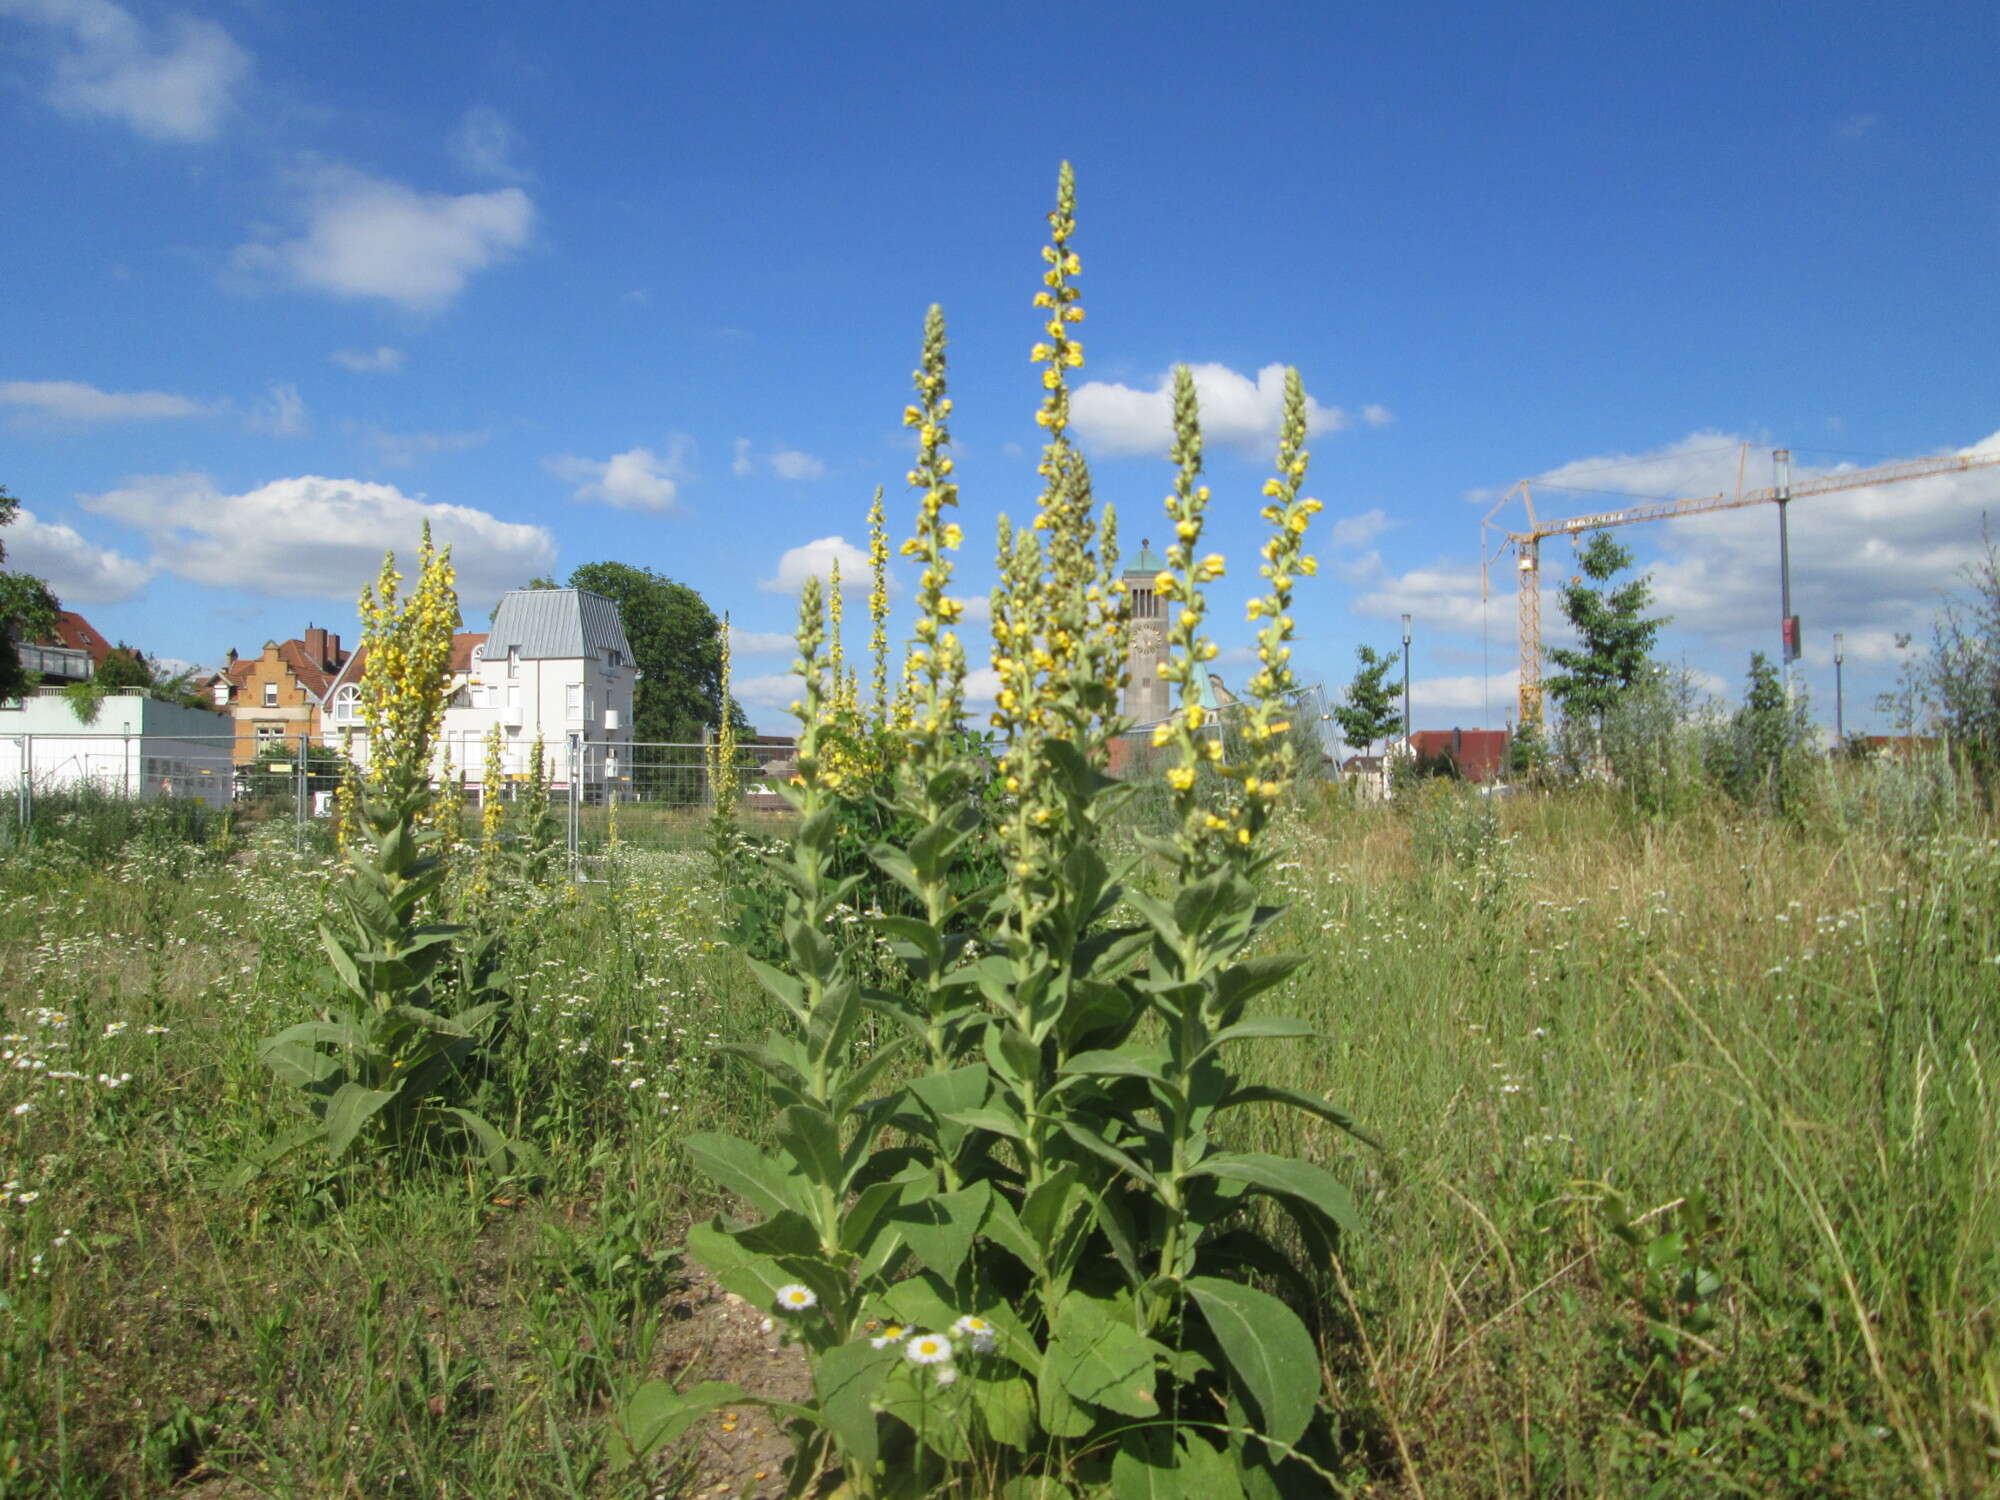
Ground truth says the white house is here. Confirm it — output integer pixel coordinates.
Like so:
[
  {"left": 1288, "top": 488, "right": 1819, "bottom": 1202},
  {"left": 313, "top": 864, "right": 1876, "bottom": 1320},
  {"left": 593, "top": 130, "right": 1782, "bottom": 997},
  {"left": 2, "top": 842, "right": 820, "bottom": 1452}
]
[
  {"left": 0, "top": 689, "right": 236, "bottom": 807},
  {"left": 323, "top": 588, "right": 637, "bottom": 796}
]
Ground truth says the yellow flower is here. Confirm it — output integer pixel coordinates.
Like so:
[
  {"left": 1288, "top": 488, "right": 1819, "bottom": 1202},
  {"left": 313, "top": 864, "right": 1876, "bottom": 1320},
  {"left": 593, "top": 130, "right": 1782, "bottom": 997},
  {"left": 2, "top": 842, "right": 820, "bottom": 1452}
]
[
  {"left": 1166, "top": 766, "right": 1195, "bottom": 792},
  {"left": 1187, "top": 704, "right": 1205, "bottom": 731}
]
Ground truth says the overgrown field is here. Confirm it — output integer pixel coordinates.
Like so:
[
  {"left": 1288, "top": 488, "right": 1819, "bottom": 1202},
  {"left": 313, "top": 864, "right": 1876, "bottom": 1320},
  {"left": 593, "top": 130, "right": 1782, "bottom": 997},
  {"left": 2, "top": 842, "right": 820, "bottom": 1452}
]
[{"left": 0, "top": 781, "right": 1995, "bottom": 1497}]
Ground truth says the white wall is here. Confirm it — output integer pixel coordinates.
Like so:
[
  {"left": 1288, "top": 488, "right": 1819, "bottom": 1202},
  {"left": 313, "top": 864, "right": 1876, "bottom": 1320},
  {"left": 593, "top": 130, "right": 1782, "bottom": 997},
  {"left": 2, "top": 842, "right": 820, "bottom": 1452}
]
[
  {"left": 327, "top": 646, "right": 633, "bottom": 788},
  {"left": 0, "top": 693, "right": 236, "bottom": 806}
]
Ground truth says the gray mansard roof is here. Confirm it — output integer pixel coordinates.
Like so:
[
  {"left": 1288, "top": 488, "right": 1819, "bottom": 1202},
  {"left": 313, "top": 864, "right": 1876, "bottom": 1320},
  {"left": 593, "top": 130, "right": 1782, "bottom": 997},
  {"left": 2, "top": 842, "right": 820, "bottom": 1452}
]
[{"left": 485, "top": 588, "right": 634, "bottom": 662}]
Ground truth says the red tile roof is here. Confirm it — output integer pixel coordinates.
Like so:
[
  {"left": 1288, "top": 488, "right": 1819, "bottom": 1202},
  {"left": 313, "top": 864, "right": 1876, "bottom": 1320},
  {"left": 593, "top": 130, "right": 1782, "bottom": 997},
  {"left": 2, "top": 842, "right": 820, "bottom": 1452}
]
[{"left": 43, "top": 610, "right": 113, "bottom": 666}]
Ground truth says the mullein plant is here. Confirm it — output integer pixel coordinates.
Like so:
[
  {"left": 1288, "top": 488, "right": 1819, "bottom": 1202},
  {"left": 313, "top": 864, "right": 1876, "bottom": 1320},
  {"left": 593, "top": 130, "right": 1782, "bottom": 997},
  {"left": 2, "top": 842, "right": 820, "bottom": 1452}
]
[
  {"left": 707, "top": 611, "right": 743, "bottom": 882},
  {"left": 619, "top": 165, "right": 1362, "bottom": 1497},
  {"left": 251, "top": 526, "right": 519, "bottom": 1174}
]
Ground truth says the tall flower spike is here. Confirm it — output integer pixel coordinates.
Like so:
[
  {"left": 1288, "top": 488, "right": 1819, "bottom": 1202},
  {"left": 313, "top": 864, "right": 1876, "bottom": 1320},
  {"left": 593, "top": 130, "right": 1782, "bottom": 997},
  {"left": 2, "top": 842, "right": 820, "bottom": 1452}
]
[
  {"left": 1157, "top": 365, "right": 1223, "bottom": 855},
  {"left": 867, "top": 486, "right": 891, "bottom": 717},
  {"left": 903, "top": 303, "right": 965, "bottom": 745},
  {"left": 1242, "top": 367, "right": 1318, "bottom": 830}
]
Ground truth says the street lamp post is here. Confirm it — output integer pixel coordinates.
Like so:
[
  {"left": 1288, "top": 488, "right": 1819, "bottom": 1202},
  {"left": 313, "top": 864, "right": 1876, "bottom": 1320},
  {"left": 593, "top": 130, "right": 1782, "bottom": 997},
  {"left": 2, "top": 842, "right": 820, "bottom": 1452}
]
[
  {"left": 1400, "top": 613, "right": 1412, "bottom": 762},
  {"left": 1833, "top": 632, "right": 1845, "bottom": 744}
]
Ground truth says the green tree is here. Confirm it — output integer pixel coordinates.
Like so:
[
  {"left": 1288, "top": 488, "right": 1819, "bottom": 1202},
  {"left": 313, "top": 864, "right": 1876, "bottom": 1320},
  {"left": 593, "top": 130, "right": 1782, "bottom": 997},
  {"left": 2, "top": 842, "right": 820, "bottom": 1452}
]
[
  {"left": 1332, "top": 642, "right": 1402, "bottom": 757},
  {"left": 1718, "top": 651, "right": 1812, "bottom": 814},
  {"left": 1545, "top": 531, "right": 1669, "bottom": 727},
  {"left": 1927, "top": 525, "right": 2000, "bottom": 781},
  {"left": 564, "top": 562, "right": 748, "bottom": 744},
  {"left": 1, "top": 483, "right": 62, "bottom": 702}
]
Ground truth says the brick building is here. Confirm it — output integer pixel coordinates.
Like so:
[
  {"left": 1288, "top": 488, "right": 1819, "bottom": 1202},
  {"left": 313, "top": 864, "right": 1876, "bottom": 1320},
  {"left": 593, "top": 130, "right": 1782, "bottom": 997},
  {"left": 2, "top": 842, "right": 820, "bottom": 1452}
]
[{"left": 205, "top": 627, "right": 351, "bottom": 763}]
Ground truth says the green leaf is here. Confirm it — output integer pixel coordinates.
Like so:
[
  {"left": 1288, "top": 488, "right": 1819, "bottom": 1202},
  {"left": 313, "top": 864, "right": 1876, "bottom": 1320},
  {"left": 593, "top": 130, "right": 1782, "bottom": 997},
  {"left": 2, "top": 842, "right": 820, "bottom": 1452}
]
[
  {"left": 813, "top": 1341, "right": 885, "bottom": 1477},
  {"left": 683, "top": 1133, "right": 808, "bottom": 1219},
  {"left": 1057, "top": 1118, "right": 1161, "bottom": 1192},
  {"left": 971, "top": 1370, "right": 1036, "bottom": 1450},
  {"left": 1204, "top": 1017, "right": 1322, "bottom": 1053},
  {"left": 871, "top": 914, "right": 944, "bottom": 975},
  {"left": 774, "top": 1104, "right": 843, "bottom": 1193},
  {"left": 1215, "top": 1084, "right": 1377, "bottom": 1146},
  {"left": 1112, "top": 1427, "right": 1246, "bottom": 1500},
  {"left": 743, "top": 955, "right": 808, "bottom": 1017},
  {"left": 1059, "top": 1048, "right": 1169, "bottom": 1085},
  {"left": 1045, "top": 1291, "right": 1159, "bottom": 1418},
  {"left": 317, "top": 923, "right": 367, "bottom": 1000},
  {"left": 321, "top": 1081, "right": 398, "bottom": 1156},
  {"left": 885, "top": 1182, "right": 992, "bottom": 1282},
  {"left": 1184, "top": 1277, "right": 1318, "bottom": 1448},
  {"left": 942, "top": 1105, "right": 1027, "bottom": 1142},
  {"left": 1186, "top": 1152, "right": 1361, "bottom": 1237},
  {"left": 609, "top": 1379, "right": 746, "bottom": 1470}
]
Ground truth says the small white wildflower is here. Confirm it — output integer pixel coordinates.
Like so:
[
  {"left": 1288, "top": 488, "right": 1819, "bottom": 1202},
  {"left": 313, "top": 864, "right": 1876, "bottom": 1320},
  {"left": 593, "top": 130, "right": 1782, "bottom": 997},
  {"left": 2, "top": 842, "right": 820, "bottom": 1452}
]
[
  {"left": 10, "top": 1102, "right": 30, "bottom": 1117},
  {"left": 869, "top": 1323, "right": 907, "bottom": 1350},
  {"left": 758, "top": 1318, "right": 775, "bottom": 1334},
  {"left": 934, "top": 1364, "right": 959, "bottom": 1386},
  {"left": 904, "top": 1332, "right": 953, "bottom": 1365},
  {"left": 775, "top": 1283, "right": 817, "bottom": 1312},
  {"left": 951, "top": 1315, "right": 997, "bottom": 1353}
]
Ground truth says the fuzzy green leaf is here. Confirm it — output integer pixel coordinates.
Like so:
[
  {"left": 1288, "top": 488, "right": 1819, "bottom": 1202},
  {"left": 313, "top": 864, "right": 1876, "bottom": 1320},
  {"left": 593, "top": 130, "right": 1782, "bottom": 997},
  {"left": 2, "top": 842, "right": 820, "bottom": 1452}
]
[
  {"left": 1184, "top": 1276, "right": 1318, "bottom": 1448},
  {"left": 1186, "top": 1151, "right": 1361, "bottom": 1237}
]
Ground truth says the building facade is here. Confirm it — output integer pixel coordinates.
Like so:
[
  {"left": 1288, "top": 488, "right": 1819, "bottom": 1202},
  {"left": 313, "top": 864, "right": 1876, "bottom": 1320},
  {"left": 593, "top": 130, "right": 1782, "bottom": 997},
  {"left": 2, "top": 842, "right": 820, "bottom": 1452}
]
[
  {"left": 206, "top": 627, "right": 351, "bottom": 763},
  {"left": 326, "top": 588, "right": 636, "bottom": 795}
]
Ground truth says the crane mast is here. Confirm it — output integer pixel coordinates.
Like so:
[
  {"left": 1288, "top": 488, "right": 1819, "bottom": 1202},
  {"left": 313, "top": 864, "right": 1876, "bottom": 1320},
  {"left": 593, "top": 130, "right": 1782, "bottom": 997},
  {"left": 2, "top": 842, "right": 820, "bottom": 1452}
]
[{"left": 1484, "top": 446, "right": 2000, "bottom": 730}]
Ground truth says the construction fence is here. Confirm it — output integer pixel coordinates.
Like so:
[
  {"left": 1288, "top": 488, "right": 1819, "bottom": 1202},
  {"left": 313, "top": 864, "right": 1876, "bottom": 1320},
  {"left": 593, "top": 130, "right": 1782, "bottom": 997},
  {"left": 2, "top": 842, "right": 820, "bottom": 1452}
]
[{"left": 3, "top": 730, "right": 793, "bottom": 866}]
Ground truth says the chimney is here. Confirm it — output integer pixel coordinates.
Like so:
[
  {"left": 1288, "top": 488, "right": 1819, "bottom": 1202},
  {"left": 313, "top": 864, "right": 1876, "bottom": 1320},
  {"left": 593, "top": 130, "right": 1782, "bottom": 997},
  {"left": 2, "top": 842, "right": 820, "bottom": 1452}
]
[{"left": 304, "top": 626, "right": 330, "bottom": 668}]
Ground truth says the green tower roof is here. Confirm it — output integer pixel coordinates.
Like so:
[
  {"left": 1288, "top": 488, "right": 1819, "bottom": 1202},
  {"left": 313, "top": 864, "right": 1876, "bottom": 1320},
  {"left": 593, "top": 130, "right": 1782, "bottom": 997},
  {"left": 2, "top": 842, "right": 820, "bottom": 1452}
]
[{"left": 1128, "top": 539, "right": 1166, "bottom": 574}]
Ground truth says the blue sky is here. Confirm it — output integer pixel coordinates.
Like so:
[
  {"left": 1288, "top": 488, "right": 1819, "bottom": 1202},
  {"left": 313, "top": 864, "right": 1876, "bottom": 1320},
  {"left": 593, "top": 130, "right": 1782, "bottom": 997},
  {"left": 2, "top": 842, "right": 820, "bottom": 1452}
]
[{"left": 3, "top": 0, "right": 1996, "bottom": 737}]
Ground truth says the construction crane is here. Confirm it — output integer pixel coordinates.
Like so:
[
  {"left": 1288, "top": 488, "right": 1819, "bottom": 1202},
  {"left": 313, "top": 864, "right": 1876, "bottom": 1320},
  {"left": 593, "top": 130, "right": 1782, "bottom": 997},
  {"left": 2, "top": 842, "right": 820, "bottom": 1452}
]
[{"left": 1482, "top": 444, "right": 2000, "bottom": 730}]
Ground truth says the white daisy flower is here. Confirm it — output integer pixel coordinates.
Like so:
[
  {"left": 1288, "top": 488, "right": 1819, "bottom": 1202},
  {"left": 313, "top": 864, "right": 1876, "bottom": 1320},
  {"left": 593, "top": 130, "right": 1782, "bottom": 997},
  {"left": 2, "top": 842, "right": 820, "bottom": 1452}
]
[
  {"left": 934, "top": 1364, "right": 959, "bottom": 1386},
  {"left": 951, "top": 1315, "right": 998, "bottom": 1353},
  {"left": 774, "top": 1283, "right": 817, "bottom": 1312},
  {"left": 868, "top": 1323, "right": 907, "bottom": 1350},
  {"left": 904, "top": 1332, "right": 953, "bottom": 1365}
]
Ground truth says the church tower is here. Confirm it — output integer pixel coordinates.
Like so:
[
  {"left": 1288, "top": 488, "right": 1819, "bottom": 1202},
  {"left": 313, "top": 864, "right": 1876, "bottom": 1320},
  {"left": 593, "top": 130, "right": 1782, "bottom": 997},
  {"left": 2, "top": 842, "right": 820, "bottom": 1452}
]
[{"left": 1121, "top": 540, "right": 1170, "bottom": 723}]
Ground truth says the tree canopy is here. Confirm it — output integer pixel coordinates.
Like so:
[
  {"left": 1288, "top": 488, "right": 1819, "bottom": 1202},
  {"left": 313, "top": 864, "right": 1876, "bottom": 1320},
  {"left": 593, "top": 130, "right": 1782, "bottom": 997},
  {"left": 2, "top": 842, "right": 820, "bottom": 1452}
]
[
  {"left": 1332, "top": 643, "right": 1402, "bottom": 757},
  {"left": 1, "top": 483, "right": 62, "bottom": 701},
  {"left": 1544, "top": 532, "right": 1668, "bottom": 724},
  {"left": 564, "top": 562, "right": 747, "bottom": 744}
]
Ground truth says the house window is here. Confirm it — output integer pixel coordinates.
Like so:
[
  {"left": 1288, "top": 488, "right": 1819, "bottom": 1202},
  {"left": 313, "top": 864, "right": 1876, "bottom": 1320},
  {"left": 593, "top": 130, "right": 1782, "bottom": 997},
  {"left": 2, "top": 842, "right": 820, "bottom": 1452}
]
[
  {"left": 506, "top": 648, "right": 519, "bottom": 680},
  {"left": 263, "top": 682, "right": 278, "bottom": 707},
  {"left": 566, "top": 683, "right": 583, "bottom": 720},
  {"left": 470, "top": 683, "right": 490, "bottom": 710},
  {"left": 331, "top": 685, "right": 359, "bottom": 723},
  {"left": 256, "top": 723, "right": 285, "bottom": 746}
]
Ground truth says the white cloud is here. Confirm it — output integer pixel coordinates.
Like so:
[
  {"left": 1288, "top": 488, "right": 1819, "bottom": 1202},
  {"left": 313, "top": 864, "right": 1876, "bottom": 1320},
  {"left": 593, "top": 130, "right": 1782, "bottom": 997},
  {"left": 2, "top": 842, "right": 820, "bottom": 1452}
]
[
  {"left": 1070, "top": 363, "right": 1360, "bottom": 459},
  {"left": 232, "top": 164, "right": 534, "bottom": 313},
  {"left": 729, "top": 626, "right": 798, "bottom": 656},
  {"left": 770, "top": 449, "right": 826, "bottom": 482},
  {"left": 1, "top": 378, "right": 205, "bottom": 425},
  {"left": 247, "top": 382, "right": 307, "bottom": 437},
  {"left": 953, "top": 592, "right": 992, "bottom": 625},
  {"left": 733, "top": 438, "right": 827, "bottom": 481},
  {"left": 544, "top": 440, "right": 690, "bottom": 512},
  {"left": 359, "top": 426, "right": 491, "bottom": 466},
  {"left": 1836, "top": 112, "right": 1878, "bottom": 141},
  {"left": 1, "top": 0, "right": 249, "bottom": 143},
  {"left": 0, "top": 505, "right": 151, "bottom": 601},
  {"left": 1361, "top": 404, "right": 1394, "bottom": 428},
  {"left": 330, "top": 345, "right": 404, "bottom": 374},
  {"left": 732, "top": 670, "right": 805, "bottom": 711},
  {"left": 760, "top": 535, "right": 872, "bottom": 594},
  {"left": 449, "top": 105, "right": 527, "bottom": 181},
  {"left": 78, "top": 472, "right": 553, "bottom": 607},
  {"left": 1330, "top": 508, "right": 1392, "bottom": 548}
]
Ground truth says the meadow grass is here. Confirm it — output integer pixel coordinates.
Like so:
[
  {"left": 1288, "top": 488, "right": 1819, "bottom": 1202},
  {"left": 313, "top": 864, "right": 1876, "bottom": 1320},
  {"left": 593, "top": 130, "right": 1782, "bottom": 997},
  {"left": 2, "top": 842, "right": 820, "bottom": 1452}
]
[{"left": 0, "top": 777, "right": 1995, "bottom": 1496}]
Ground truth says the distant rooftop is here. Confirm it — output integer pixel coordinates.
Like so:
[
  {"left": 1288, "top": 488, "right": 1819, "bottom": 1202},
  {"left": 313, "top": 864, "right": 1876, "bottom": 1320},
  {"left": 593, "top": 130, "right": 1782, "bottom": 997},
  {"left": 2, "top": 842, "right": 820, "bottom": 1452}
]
[{"left": 486, "top": 588, "right": 634, "bottom": 662}]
